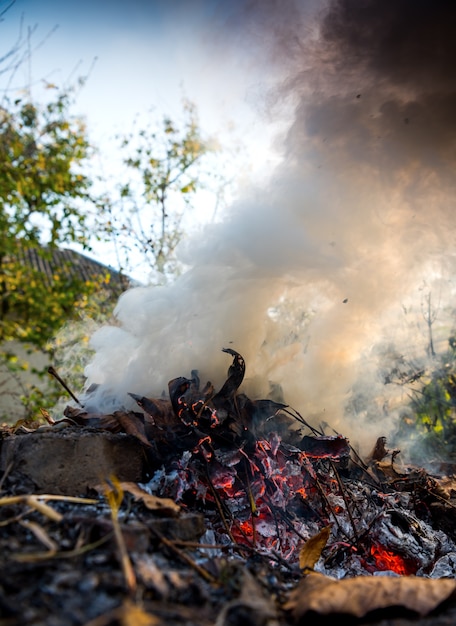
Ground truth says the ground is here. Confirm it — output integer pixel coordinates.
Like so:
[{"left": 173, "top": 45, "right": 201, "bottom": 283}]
[{"left": 2, "top": 425, "right": 456, "bottom": 626}]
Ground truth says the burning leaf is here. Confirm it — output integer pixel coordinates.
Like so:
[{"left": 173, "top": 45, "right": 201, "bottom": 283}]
[
  {"left": 168, "top": 376, "right": 194, "bottom": 414},
  {"left": 120, "top": 482, "right": 180, "bottom": 516},
  {"left": 298, "top": 526, "right": 331, "bottom": 571},
  {"left": 284, "top": 572, "right": 456, "bottom": 620}
]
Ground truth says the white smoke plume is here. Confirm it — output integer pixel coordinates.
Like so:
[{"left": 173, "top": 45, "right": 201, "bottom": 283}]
[{"left": 78, "top": 0, "right": 456, "bottom": 455}]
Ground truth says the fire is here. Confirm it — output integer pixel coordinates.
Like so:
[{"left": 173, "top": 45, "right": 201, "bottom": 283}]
[{"left": 370, "top": 544, "right": 417, "bottom": 576}]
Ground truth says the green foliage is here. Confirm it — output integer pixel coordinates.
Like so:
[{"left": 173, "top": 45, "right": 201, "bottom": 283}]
[
  {"left": 404, "top": 337, "right": 456, "bottom": 462},
  {"left": 102, "top": 101, "right": 211, "bottom": 280},
  {"left": 0, "top": 90, "right": 115, "bottom": 422},
  {"left": 0, "top": 90, "right": 109, "bottom": 341},
  {"left": 0, "top": 92, "right": 93, "bottom": 249}
]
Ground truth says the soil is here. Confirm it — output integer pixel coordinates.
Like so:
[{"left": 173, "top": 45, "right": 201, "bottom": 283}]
[{"left": 2, "top": 426, "right": 456, "bottom": 626}]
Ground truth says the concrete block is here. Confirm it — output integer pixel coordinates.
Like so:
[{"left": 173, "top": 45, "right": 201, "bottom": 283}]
[{"left": 0, "top": 427, "right": 146, "bottom": 495}]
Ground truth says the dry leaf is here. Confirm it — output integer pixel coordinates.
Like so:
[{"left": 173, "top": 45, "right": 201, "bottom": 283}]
[
  {"left": 120, "top": 599, "right": 160, "bottom": 626},
  {"left": 299, "top": 526, "right": 331, "bottom": 571},
  {"left": 215, "top": 568, "right": 277, "bottom": 626},
  {"left": 120, "top": 482, "right": 181, "bottom": 516},
  {"left": 114, "top": 411, "right": 153, "bottom": 448},
  {"left": 284, "top": 572, "right": 456, "bottom": 620},
  {"left": 136, "top": 555, "right": 169, "bottom": 597},
  {"left": 83, "top": 599, "right": 161, "bottom": 626}
]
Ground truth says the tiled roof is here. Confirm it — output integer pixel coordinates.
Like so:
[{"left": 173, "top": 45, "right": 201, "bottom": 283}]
[{"left": 12, "top": 243, "right": 133, "bottom": 295}]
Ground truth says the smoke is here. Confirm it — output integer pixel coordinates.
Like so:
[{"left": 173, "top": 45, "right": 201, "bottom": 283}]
[{"left": 78, "top": 0, "right": 456, "bottom": 455}]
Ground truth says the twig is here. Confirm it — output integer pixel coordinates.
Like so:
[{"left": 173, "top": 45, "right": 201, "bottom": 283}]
[
  {"left": 283, "top": 407, "right": 324, "bottom": 435},
  {"left": 203, "top": 463, "right": 256, "bottom": 550},
  {"left": 311, "top": 465, "right": 353, "bottom": 543},
  {"left": 148, "top": 526, "right": 218, "bottom": 584},
  {"left": 48, "top": 366, "right": 83, "bottom": 406},
  {"left": 242, "top": 456, "right": 257, "bottom": 546},
  {"left": 330, "top": 460, "right": 359, "bottom": 543},
  {"left": 103, "top": 477, "right": 136, "bottom": 596},
  {"left": 0, "top": 459, "right": 14, "bottom": 492},
  {"left": 11, "top": 533, "right": 113, "bottom": 563}
]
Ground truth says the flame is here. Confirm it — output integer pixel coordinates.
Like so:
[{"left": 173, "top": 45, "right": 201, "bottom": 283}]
[{"left": 370, "top": 544, "right": 416, "bottom": 576}]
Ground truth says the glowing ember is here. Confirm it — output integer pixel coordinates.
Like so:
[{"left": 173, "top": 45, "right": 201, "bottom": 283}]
[{"left": 370, "top": 544, "right": 417, "bottom": 576}]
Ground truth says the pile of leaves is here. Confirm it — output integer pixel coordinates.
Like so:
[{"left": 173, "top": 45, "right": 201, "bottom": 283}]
[{"left": 3, "top": 348, "right": 456, "bottom": 624}]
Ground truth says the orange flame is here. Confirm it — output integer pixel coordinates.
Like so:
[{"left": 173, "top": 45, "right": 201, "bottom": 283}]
[{"left": 370, "top": 544, "right": 416, "bottom": 576}]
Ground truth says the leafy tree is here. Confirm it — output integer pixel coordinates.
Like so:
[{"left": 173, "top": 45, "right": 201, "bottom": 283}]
[
  {"left": 0, "top": 89, "right": 117, "bottom": 421},
  {"left": 100, "top": 101, "right": 214, "bottom": 281}
]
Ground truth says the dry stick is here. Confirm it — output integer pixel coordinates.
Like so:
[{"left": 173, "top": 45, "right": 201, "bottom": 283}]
[
  {"left": 48, "top": 366, "right": 83, "bottom": 407},
  {"left": 329, "top": 460, "right": 359, "bottom": 543},
  {"left": 418, "top": 484, "right": 456, "bottom": 509},
  {"left": 12, "top": 533, "right": 114, "bottom": 563},
  {"left": 111, "top": 513, "right": 136, "bottom": 596},
  {"left": 0, "top": 459, "right": 14, "bottom": 492},
  {"left": 166, "top": 538, "right": 297, "bottom": 572},
  {"left": 311, "top": 468, "right": 353, "bottom": 543},
  {"left": 261, "top": 495, "right": 285, "bottom": 553},
  {"left": 204, "top": 465, "right": 235, "bottom": 541},
  {"left": 323, "top": 422, "right": 385, "bottom": 490},
  {"left": 349, "top": 456, "right": 384, "bottom": 490},
  {"left": 148, "top": 526, "right": 218, "bottom": 585},
  {"left": 103, "top": 479, "right": 137, "bottom": 596},
  {"left": 242, "top": 456, "right": 257, "bottom": 547},
  {"left": 204, "top": 464, "right": 255, "bottom": 551},
  {"left": 283, "top": 407, "right": 324, "bottom": 436}
]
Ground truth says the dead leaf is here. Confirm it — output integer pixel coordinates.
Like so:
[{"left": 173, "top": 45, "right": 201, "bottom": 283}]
[
  {"left": 299, "top": 435, "right": 350, "bottom": 459},
  {"left": 128, "top": 393, "right": 175, "bottom": 426},
  {"left": 367, "top": 436, "right": 389, "bottom": 462},
  {"left": 284, "top": 572, "right": 456, "bottom": 620},
  {"left": 299, "top": 526, "right": 331, "bottom": 571},
  {"left": 136, "top": 555, "right": 169, "bottom": 597},
  {"left": 114, "top": 411, "right": 153, "bottom": 447},
  {"left": 120, "top": 599, "right": 160, "bottom": 626},
  {"left": 215, "top": 568, "right": 277, "bottom": 626},
  {"left": 120, "top": 482, "right": 181, "bottom": 516},
  {"left": 83, "top": 599, "right": 161, "bottom": 626}
]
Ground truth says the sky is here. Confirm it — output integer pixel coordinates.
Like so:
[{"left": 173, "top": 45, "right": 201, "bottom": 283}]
[
  {"left": 1, "top": 0, "right": 291, "bottom": 279},
  {"left": 4, "top": 0, "right": 456, "bottom": 458},
  {"left": 2, "top": 0, "right": 284, "bottom": 167}
]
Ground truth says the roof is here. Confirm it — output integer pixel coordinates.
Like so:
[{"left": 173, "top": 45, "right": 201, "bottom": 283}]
[{"left": 11, "top": 243, "right": 135, "bottom": 295}]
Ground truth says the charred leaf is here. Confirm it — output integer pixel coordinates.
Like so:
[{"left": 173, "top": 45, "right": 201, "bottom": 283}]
[
  {"left": 212, "top": 348, "right": 246, "bottom": 411},
  {"left": 299, "top": 434, "right": 350, "bottom": 459}
]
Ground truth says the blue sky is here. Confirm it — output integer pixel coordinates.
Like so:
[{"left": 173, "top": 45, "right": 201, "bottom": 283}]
[
  {"left": 2, "top": 0, "right": 280, "bottom": 158},
  {"left": 1, "top": 0, "right": 289, "bottom": 279}
]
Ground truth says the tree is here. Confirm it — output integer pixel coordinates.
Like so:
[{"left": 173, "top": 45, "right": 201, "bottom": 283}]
[
  {"left": 0, "top": 89, "right": 108, "bottom": 342},
  {"left": 100, "top": 101, "right": 214, "bottom": 282},
  {"left": 0, "top": 88, "right": 117, "bottom": 421}
]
